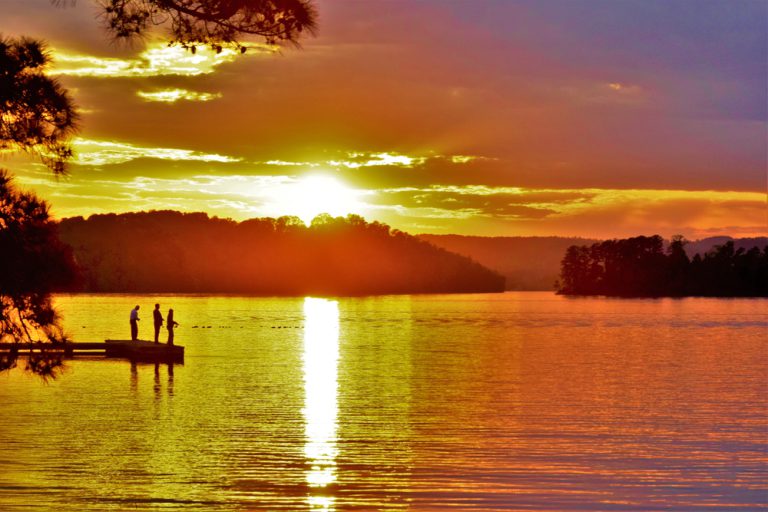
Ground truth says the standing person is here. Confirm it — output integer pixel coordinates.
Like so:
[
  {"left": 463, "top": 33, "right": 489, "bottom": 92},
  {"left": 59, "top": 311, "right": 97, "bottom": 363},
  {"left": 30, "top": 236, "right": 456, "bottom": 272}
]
[
  {"left": 129, "top": 305, "right": 140, "bottom": 341},
  {"left": 152, "top": 303, "right": 164, "bottom": 343},
  {"left": 167, "top": 308, "right": 179, "bottom": 345}
]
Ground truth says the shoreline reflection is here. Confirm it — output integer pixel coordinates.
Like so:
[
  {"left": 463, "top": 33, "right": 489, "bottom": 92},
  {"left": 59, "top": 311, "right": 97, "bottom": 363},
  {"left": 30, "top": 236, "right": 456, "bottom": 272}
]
[{"left": 303, "top": 297, "right": 340, "bottom": 511}]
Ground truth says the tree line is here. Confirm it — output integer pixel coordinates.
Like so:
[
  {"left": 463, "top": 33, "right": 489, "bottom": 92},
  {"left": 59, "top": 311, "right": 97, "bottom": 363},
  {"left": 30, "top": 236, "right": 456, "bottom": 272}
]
[
  {"left": 58, "top": 211, "right": 506, "bottom": 295},
  {"left": 557, "top": 235, "right": 768, "bottom": 297}
]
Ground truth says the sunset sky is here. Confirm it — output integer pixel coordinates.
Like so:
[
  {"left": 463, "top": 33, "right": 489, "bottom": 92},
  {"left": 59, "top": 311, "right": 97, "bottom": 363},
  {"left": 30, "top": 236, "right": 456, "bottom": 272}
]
[{"left": 3, "top": 0, "right": 766, "bottom": 238}]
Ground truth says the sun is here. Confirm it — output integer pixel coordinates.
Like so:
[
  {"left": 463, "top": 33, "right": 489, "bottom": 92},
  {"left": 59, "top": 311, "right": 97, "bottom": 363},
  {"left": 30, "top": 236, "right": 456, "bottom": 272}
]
[{"left": 276, "top": 175, "right": 366, "bottom": 225}]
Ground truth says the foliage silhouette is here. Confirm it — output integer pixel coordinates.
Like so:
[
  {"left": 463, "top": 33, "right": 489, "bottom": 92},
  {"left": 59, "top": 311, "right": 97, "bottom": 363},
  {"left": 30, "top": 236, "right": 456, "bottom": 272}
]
[
  {"left": 97, "top": 0, "right": 318, "bottom": 52},
  {"left": 557, "top": 235, "right": 768, "bottom": 297},
  {"left": 0, "top": 170, "right": 78, "bottom": 345},
  {"left": 0, "top": 36, "right": 78, "bottom": 376},
  {"left": 0, "top": 36, "right": 78, "bottom": 175},
  {"left": 58, "top": 210, "right": 505, "bottom": 294}
]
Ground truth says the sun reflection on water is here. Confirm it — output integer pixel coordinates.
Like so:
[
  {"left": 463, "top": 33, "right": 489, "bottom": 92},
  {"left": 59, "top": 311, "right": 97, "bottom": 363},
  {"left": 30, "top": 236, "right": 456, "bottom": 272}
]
[{"left": 303, "top": 297, "right": 340, "bottom": 511}]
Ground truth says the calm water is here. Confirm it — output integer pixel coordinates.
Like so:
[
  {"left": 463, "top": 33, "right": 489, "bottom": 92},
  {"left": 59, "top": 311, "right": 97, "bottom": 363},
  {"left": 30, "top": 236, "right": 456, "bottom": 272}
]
[{"left": 0, "top": 293, "right": 766, "bottom": 511}]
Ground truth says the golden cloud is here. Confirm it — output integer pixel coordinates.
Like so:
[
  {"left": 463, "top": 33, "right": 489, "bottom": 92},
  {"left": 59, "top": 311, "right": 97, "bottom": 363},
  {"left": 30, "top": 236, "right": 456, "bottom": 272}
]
[
  {"left": 258, "top": 152, "right": 490, "bottom": 170},
  {"left": 25, "top": 174, "right": 373, "bottom": 223},
  {"left": 606, "top": 82, "right": 642, "bottom": 94},
  {"left": 136, "top": 89, "right": 222, "bottom": 103},
  {"left": 52, "top": 42, "right": 275, "bottom": 78},
  {"left": 450, "top": 155, "right": 482, "bottom": 164},
  {"left": 328, "top": 152, "right": 428, "bottom": 169},
  {"left": 265, "top": 160, "right": 321, "bottom": 167},
  {"left": 72, "top": 138, "right": 241, "bottom": 166},
  {"left": 371, "top": 185, "right": 767, "bottom": 227}
]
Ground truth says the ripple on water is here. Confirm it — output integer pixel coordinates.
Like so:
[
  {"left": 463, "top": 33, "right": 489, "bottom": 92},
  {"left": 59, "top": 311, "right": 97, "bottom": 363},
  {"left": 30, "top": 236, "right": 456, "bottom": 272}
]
[{"left": 0, "top": 293, "right": 765, "bottom": 510}]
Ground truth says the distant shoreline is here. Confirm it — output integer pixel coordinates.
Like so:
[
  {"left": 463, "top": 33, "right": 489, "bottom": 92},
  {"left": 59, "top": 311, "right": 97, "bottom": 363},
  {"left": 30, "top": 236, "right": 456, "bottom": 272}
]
[{"left": 57, "top": 211, "right": 505, "bottom": 295}]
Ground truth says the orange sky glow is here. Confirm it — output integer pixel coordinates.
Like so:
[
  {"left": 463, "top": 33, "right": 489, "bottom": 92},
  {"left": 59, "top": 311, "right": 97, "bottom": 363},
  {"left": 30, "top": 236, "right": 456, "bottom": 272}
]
[{"left": 2, "top": 0, "right": 766, "bottom": 239}]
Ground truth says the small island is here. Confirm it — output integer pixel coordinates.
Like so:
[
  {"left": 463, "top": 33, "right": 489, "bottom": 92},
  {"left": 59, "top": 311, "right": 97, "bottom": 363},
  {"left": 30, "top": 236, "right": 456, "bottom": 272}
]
[{"left": 557, "top": 235, "right": 768, "bottom": 297}]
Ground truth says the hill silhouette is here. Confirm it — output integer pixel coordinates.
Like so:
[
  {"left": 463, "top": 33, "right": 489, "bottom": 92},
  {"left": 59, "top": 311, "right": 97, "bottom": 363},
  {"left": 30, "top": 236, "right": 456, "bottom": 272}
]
[
  {"left": 57, "top": 211, "right": 505, "bottom": 295},
  {"left": 420, "top": 234, "right": 768, "bottom": 291}
]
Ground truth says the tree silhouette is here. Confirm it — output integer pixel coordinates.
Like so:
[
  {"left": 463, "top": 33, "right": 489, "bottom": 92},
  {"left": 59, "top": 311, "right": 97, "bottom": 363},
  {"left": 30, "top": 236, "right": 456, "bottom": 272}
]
[
  {"left": 0, "top": 170, "right": 78, "bottom": 344},
  {"left": 665, "top": 235, "right": 690, "bottom": 296},
  {"left": 0, "top": 36, "right": 78, "bottom": 175},
  {"left": 100, "top": 0, "right": 318, "bottom": 51},
  {"left": 558, "top": 235, "right": 768, "bottom": 297},
  {"left": 0, "top": 37, "right": 77, "bottom": 378},
  {"left": 0, "top": 36, "right": 79, "bottom": 374}
]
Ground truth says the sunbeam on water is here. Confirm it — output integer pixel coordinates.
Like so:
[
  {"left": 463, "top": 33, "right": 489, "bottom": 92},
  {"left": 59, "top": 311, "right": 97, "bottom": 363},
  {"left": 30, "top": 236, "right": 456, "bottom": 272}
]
[{"left": 302, "top": 298, "right": 340, "bottom": 510}]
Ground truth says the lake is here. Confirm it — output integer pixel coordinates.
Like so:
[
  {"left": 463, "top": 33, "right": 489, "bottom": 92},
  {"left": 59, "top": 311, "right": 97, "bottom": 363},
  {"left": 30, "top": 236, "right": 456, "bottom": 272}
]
[{"left": 0, "top": 293, "right": 766, "bottom": 510}]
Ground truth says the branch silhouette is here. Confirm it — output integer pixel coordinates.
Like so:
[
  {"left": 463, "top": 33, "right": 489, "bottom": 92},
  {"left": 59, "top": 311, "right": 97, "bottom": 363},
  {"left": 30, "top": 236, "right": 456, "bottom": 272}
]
[
  {"left": 99, "top": 0, "right": 318, "bottom": 52},
  {"left": 0, "top": 36, "right": 78, "bottom": 175}
]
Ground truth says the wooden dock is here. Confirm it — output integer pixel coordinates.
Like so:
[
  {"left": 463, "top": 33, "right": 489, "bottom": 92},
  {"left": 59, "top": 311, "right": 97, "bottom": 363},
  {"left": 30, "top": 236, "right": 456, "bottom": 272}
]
[
  {"left": 0, "top": 340, "right": 184, "bottom": 363},
  {"left": 105, "top": 340, "right": 184, "bottom": 362}
]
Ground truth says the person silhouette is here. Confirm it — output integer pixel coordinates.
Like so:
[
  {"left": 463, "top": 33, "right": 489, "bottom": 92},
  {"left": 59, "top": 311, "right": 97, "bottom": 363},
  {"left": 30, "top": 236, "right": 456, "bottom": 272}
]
[
  {"left": 167, "top": 309, "right": 179, "bottom": 345},
  {"left": 153, "top": 303, "right": 164, "bottom": 343},
  {"left": 129, "top": 305, "right": 140, "bottom": 341}
]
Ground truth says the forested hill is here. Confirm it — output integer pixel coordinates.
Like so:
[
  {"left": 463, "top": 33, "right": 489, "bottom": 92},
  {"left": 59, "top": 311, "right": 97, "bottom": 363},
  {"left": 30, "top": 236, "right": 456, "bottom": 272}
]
[{"left": 57, "top": 211, "right": 505, "bottom": 295}]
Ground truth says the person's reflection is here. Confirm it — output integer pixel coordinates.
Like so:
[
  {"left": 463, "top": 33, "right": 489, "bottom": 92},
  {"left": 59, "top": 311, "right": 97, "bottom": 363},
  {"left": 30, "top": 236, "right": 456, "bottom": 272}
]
[
  {"left": 153, "top": 363, "right": 161, "bottom": 401},
  {"left": 129, "top": 361, "right": 176, "bottom": 397},
  {"left": 130, "top": 360, "right": 138, "bottom": 392},
  {"left": 303, "top": 297, "right": 340, "bottom": 511},
  {"left": 167, "top": 363, "right": 175, "bottom": 397}
]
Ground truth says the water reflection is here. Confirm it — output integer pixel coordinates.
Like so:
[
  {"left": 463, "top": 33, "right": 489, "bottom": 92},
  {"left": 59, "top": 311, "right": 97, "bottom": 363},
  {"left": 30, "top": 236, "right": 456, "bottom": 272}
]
[
  {"left": 1, "top": 294, "right": 765, "bottom": 510},
  {"left": 302, "top": 297, "right": 340, "bottom": 511},
  {"left": 128, "top": 360, "right": 177, "bottom": 398},
  {"left": 0, "top": 349, "right": 65, "bottom": 380},
  {"left": 0, "top": 350, "right": 19, "bottom": 372},
  {"left": 130, "top": 359, "right": 138, "bottom": 391}
]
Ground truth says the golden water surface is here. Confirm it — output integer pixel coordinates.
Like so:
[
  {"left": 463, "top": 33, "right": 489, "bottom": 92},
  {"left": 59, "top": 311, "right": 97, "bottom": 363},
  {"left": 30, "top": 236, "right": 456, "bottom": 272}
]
[{"left": 0, "top": 293, "right": 766, "bottom": 510}]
